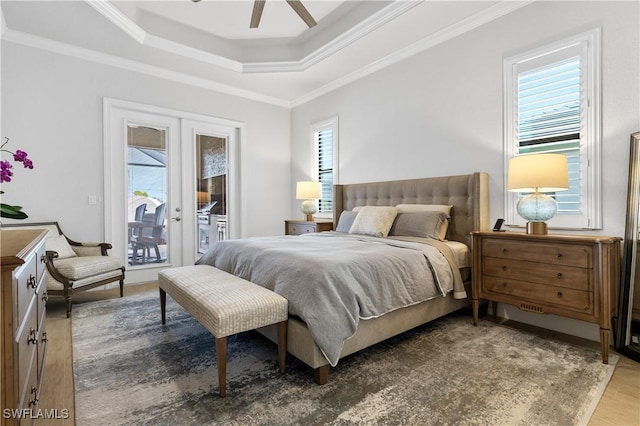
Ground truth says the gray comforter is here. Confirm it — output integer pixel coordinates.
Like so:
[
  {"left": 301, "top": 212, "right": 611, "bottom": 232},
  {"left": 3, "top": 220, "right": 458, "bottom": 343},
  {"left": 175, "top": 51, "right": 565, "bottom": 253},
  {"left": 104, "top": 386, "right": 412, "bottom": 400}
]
[{"left": 196, "top": 232, "right": 462, "bottom": 366}]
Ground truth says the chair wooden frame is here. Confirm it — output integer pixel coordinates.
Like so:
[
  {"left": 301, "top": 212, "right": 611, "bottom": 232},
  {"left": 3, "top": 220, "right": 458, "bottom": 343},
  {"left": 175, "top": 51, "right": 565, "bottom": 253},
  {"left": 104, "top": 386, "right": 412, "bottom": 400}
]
[{"left": 3, "top": 221, "right": 125, "bottom": 317}]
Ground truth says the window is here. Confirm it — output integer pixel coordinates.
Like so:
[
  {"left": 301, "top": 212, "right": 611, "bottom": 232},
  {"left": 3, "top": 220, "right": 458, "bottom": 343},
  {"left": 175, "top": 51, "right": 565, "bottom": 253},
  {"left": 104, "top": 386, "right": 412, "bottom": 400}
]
[
  {"left": 311, "top": 116, "right": 339, "bottom": 216},
  {"left": 504, "top": 29, "right": 601, "bottom": 229}
]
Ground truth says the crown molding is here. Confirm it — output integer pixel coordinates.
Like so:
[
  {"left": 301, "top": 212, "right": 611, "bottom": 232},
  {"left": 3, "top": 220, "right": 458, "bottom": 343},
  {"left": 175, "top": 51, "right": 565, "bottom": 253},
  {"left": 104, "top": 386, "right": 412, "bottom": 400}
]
[
  {"left": 86, "top": 0, "right": 146, "bottom": 44},
  {"left": 144, "top": 34, "right": 244, "bottom": 73},
  {"left": 3, "top": 0, "right": 532, "bottom": 108},
  {"left": 291, "top": 0, "right": 534, "bottom": 107},
  {"left": 243, "top": 1, "right": 421, "bottom": 73},
  {"left": 2, "top": 29, "right": 290, "bottom": 108},
  {"left": 83, "top": 0, "right": 421, "bottom": 74}
]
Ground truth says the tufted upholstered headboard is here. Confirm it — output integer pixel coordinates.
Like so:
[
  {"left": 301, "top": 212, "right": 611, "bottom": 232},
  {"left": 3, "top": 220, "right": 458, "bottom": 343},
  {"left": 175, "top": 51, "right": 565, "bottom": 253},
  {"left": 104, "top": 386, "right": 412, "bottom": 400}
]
[{"left": 333, "top": 172, "right": 490, "bottom": 248}]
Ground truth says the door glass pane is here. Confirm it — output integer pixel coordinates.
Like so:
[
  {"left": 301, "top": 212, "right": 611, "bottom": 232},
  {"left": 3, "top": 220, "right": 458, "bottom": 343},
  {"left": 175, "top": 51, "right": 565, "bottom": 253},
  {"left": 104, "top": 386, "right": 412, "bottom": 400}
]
[
  {"left": 127, "top": 125, "right": 168, "bottom": 266},
  {"left": 196, "top": 135, "right": 227, "bottom": 256}
]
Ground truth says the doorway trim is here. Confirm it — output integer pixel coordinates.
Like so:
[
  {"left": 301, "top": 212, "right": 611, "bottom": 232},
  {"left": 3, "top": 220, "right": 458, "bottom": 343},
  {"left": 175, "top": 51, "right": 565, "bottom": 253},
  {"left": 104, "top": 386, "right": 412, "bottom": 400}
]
[{"left": 103, "top": 98, "right": 244, "bottom": 283}]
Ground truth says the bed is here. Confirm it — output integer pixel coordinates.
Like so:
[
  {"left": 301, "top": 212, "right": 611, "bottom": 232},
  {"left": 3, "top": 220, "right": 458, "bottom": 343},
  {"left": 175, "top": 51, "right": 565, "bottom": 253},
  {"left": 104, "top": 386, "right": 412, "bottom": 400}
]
[{"left": 197, "top": 172, "right": 489, "bottom": 384}]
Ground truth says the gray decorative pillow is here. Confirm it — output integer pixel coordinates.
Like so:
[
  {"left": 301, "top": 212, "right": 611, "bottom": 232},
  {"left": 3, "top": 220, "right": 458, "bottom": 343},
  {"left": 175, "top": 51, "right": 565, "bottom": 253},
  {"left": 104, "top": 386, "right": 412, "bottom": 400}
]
[
  {"left": 388, "top": 211, "right": 450, "bottom": 241},
  {"left": 336, "top": 211, "right": 359, "bottom": 233},
  {"left": 395, "top": 204, "right": 453, "bottom": 240},
  {"left": 349, "top": 206, "right": 398, "bottom": 237},
  {"left": 46, "top": 235, "right": 77, "bottom": 259}
]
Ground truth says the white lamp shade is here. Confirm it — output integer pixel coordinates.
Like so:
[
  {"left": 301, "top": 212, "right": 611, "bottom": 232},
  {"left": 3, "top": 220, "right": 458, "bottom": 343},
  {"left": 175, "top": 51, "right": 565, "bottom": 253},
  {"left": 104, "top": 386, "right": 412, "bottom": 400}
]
[
  {"left": 296, "top": 181, "right": 322, "bottom": 199},
  {"left": 507, "top": 153, "right": 569, "bottom": 193}
]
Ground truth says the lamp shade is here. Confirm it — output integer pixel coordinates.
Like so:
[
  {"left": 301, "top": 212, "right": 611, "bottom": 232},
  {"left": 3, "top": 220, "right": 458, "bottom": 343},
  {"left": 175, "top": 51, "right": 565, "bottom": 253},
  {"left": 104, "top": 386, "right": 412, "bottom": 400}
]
[
  {"left": 507, "top": 153, "right": 569, "bottom": 193},
  {"left": 296, "top": 181, "right": 322, "bottom": 200}
]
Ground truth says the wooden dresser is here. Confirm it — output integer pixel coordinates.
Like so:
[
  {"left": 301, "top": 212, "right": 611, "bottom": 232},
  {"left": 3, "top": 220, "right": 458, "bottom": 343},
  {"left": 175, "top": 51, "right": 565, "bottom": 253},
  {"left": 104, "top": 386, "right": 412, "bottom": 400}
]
[
  {"left": 284, "top": 220, "right": 333, "bottom": 235},
  {"left": 1, "top": 229, "right": 49, "bottom": 425},
  {"left": 471, "top": 231, "right": 621, "bottom": 364}
]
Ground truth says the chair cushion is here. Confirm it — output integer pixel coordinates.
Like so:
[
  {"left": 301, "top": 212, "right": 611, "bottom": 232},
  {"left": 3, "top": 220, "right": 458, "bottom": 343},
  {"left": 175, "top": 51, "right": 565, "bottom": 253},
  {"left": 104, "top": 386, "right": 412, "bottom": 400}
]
[
  {"left": 53, "top": 256, "right": 123, "bottom": 280},
  {"left": 45, "top": 235, "right": 77, "bottom": 259}
]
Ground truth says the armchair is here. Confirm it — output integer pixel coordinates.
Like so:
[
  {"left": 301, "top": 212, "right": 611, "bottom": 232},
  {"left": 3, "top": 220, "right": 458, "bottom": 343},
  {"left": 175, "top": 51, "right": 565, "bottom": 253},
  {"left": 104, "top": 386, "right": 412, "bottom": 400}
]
[{"left": 2, "top": 222, "right": 125, "bottom": 317}]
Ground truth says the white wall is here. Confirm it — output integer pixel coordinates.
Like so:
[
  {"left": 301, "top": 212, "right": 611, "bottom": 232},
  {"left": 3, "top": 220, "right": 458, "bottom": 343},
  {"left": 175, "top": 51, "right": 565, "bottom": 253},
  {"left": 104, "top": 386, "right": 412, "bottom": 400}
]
[
  {"left": 1, "top": 42, "right": 291, "bottom": 241},
  {"left": 290, "top": 1, "right": 640, "bottom": 341}
]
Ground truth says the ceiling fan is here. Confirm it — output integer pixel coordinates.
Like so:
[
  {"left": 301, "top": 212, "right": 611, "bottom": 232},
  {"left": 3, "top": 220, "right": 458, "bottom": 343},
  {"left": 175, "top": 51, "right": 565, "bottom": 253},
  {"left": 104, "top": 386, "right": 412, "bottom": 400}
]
[
  {"left": 250, "top": 0, "right": 317, "bottom": 28},
  {"left": 191, "top": 0, "right": 317, "bottom": 29}
]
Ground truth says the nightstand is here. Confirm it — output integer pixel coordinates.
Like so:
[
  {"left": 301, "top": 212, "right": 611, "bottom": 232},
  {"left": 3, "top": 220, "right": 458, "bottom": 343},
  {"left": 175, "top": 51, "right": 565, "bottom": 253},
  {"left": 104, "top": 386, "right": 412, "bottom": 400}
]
[
  {"left": 285, "top": 219, "right": 333, "bottom": 235},
  {"left": 471, "top": 231, "right": 621, "bottom": 364}
]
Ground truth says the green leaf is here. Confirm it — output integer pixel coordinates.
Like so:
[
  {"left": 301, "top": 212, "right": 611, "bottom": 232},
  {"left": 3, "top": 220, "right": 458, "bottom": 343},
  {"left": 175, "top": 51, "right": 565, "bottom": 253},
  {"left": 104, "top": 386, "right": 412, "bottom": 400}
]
[{"left": 1, "top": 203, "right": 28, "bottom": 220}]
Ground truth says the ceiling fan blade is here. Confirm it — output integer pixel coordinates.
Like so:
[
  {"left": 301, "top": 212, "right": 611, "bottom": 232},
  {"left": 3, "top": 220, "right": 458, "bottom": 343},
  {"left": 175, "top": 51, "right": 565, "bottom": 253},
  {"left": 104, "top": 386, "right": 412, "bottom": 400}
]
[
  {"left": 250, "top": 0, "right": 266, "bottom": 28},
  {"left": 286, "top": 0, "right": 317, "bottom": 28}
]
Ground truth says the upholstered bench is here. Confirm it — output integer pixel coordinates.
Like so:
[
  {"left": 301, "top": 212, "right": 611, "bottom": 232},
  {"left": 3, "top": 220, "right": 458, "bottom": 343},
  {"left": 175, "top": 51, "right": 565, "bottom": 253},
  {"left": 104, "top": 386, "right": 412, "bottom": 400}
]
[{"left": 158, "top": 265, "right": 288, "bottom": 397}]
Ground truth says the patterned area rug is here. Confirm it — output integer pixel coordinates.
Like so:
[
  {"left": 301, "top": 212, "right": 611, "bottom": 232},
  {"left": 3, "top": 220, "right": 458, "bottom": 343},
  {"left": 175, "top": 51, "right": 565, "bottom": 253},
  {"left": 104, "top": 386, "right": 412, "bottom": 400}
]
[{"left": 72, "top": 290, "right": 617, "bottom": 425}]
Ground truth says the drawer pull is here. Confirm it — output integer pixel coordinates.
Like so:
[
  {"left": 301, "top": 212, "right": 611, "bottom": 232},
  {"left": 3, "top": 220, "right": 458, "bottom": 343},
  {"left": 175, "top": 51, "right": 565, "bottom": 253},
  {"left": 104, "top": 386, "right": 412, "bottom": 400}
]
[
  {"left": 40, "top": 253, "right": 46, "bottom": 263},
  {"left": 501, "top": 266, "right": 507, "bottom": 271},
  {"left": 557, "top": 291, "right": 563, "bottom": 298},
  {"left": 502, "top": 282, "right": 507, "bottom": 288},
  {"left": 557, "top": 272, "right": 563, "bottom": 278},
  {"left": 27, "top": 275, "right": 37, "bottom": 289},
  {"left": 556, "top": 253, "right": 563, "bottom": 259},
  {"left": 42, "top": 332, "right": 48, "bottom": 343},
  {"left": 502, "top": 248, "right": 507, "bottom": 254},
  {"left": 29, "top": 387, "right": 39, "bottom": 407},
  {"left": 27, "top": 328, "right": 38, "bottom": 345},
  {"left": 42, "top": 291, "right": 49, "bottom": 303}
]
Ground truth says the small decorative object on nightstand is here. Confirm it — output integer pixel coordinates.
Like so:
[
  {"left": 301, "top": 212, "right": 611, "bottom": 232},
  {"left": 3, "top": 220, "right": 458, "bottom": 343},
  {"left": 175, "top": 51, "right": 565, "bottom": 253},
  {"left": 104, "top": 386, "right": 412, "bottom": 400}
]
[
  {"left": 285, "top": 219, "right": 333, "bottom": 236},
  {"left": 471, "top": 231, "right": 621, "bottom": 364},
  {"left": 296, "top": 181, "right": 322, "bottom": 221}
]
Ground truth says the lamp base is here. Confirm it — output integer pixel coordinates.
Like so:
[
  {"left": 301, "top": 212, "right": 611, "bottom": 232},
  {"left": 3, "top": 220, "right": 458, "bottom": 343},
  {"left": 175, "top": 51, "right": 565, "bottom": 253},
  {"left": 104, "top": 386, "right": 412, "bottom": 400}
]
[
  {"left": 300, "top": 199, "right": 317, "bottom": 222},
  {"left": 526, "top": 221, "right": 548, "bottom": 235}
]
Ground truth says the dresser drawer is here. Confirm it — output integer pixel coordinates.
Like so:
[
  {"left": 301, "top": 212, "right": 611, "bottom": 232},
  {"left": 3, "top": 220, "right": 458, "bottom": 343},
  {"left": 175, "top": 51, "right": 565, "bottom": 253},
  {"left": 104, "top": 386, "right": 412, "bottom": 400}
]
[
  {"left": 482, "top": 257, "right": 592, "bottom": 291},
  {"left": 35, "top": 240, "right": 47, "bottom": 282},
  {"left": 16, "top": 253, "right": 38, "bottom": 324},
  {"left": 482, "top": 275, "right": 593, "bottom": 313},
  {"left": 288, "top": 223, "right": 316, "bottom": 235},
  {"left": 36, "top": 274, "right": 47, "bottom": 329},
  {"left": 482, "top": 239, "right": 592, "bottom": 268},
  {"left": 19, "top": 366, "right": 39, "bottom": 425},
  {"left": 15, "top": 299, "right": 39, "bottom": 409}
]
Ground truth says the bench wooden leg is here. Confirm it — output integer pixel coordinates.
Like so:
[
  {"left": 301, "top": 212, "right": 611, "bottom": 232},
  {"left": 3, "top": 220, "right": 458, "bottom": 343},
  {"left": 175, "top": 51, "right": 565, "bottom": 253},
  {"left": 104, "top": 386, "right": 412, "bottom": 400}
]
[
  {"left": 215, "top": 337, "right": 227, "bottom": 397},
  {"left": 159, "top": 288, "right": 166, "bottom": 325},
  {"left": 277, "top": 320, "right": 287, "bottom": 374}
]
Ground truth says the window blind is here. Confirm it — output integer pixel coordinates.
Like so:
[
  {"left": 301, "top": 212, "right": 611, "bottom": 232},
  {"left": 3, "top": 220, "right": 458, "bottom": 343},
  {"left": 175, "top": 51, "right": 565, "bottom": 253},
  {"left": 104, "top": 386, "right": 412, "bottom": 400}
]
[
  {"left": 516, "top": 57, "right": 582, "bottom": 215},
  {"left": 316, "top": 128, "right": 333, "bottom": 213}
]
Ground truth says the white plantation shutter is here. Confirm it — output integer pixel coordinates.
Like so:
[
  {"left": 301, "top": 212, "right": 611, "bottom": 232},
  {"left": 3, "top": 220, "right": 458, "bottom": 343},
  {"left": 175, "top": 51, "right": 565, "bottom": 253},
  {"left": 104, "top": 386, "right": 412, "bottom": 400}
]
[
  {"left": 316, "top": 127, "right": 333, "bottom": 213},
  {"left": 517, "top": 57, "right": 582, "bottom": 214},
  {"left": 312, "top": 117, "right": 339, "bottom": 216},
  {"left": 504, "top": 29, "right": 601, "bottom": 229}
]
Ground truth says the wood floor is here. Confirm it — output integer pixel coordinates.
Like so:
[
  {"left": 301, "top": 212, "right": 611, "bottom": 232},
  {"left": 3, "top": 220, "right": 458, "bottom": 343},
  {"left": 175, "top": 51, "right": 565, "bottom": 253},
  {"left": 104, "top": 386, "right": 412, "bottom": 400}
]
[{"left": 37, "top": 284, "right": 639, "bottom": 426}]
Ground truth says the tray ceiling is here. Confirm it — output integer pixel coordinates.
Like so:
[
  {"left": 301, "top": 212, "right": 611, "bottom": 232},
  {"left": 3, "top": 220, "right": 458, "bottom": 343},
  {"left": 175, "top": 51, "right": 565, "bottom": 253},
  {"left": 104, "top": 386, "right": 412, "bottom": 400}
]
[{"left": 1, "top": 1, "right": 531, "bottom": 106}]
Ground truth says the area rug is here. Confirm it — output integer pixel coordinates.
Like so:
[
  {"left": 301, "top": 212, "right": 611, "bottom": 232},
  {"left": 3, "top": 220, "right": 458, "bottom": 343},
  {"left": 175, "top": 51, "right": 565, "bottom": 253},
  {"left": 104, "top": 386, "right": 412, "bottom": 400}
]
[{"left": 72, "top": 290, "right": 617, "bottom": 426}]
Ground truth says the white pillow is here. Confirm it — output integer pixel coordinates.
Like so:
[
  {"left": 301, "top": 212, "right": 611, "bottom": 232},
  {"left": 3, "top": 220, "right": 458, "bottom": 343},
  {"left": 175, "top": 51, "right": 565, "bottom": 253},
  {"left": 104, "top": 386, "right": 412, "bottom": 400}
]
[
  {"left": 46, "top": 235, "right": 77, "bottom": 259},
  {"left": 395, "top": 204, "right": 453, "bottom": 240},
  {"left": 349, "top": 206, "right": 398, "bottom": 238}
]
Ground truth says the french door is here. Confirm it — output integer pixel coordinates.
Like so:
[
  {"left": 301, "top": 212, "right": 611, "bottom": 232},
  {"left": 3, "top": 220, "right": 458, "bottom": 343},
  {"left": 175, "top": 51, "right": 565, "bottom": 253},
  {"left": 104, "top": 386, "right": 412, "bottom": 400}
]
[{"left": 104, "top": 99, "right": 241, "bottom": 284}]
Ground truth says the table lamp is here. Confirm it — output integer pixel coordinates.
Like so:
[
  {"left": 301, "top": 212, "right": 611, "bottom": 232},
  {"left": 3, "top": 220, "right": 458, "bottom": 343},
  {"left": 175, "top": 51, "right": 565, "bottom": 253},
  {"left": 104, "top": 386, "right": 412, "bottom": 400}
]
[
  {"left": 507, "top": 153, "right": 569, "bottom": 235},
  {"left": 296, "top": 181, "right": 322, "bottom": 221}
]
